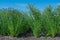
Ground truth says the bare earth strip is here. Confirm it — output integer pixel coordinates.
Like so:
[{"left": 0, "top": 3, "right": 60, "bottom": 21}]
[{"left": 0, "top": 36, "right": 60, "bottom": 40}]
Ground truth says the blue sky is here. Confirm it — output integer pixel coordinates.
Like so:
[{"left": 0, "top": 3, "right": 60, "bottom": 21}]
[{"left": 0, "top": 0, "right": 60, "bottom": 12}]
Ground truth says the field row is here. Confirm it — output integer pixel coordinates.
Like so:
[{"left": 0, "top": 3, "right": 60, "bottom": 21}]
[{"left": 0, "top": 5, "right": 60, "bottom": 37}]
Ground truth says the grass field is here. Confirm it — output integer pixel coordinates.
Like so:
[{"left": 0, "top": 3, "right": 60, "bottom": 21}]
[{"left": 0, "top": 5, "right": 60, "bottom": 38}]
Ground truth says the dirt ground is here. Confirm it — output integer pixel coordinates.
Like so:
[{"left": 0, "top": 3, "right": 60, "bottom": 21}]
[
  {"left": 0, "top": 36, "right": 60, "bottom": 40},
  {"left": 0, "top": 31, "right": 60, "bottom": 40}
]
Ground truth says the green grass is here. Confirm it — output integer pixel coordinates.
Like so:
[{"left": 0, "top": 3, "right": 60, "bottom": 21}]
[
  {"left": 42, "top": 6, "right": 57, "bottom": 37},
  {"left": 0, "top": 5, "right": 60, "bottom": 37},
  {"left": 28, "top": 5, "right": 42, "bottom": 37},
  {"left": 0, "top": 9, "right": 30, "bottom": 37}
]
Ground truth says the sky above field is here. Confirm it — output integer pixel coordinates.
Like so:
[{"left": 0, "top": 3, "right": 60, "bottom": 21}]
[{"left": 0, "top": 0, "right": 60, "bottom": 12}]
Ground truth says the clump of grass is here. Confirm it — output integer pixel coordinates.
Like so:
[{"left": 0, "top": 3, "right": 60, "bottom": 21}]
[
  {"left": 0, "top": 9, "right": 30, "bottom": 37},
  {"left": 42, "top": 6, "right": 57, "bottom": 37},
  {"left": 28, "top": 5, "right": 42, "bottom": 37},
  {"left": 53, "top": 6, "right": 60, "bottom": 35}
]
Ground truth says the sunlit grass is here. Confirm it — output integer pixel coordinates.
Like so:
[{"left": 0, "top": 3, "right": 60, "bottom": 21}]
[{"left": 0, "top": 5, "right": 60, "bottom": 37}]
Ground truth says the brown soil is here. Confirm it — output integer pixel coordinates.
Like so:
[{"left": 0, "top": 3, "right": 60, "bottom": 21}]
[{"left": 0, "top": 36, "right": 60, "bottom": 40}]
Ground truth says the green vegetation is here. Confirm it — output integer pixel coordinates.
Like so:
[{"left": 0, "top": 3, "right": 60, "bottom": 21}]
[
  {"left": 0, "top": 5, "right": 60, "bottom": 37},
  {"left": 28, "top": 5, "right": 42, "bottom": 37},
  {"left": 0, "top": 9, "right": 30, "bottom": 37}
]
